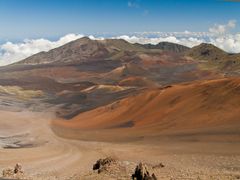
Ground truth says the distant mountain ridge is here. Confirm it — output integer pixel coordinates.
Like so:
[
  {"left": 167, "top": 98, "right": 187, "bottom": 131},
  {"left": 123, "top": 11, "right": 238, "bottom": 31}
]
[
  {"left": 14, "top": 38, "right": 191, "bottom": 66},
  {"left": 14, "top": 37, "right": 146, "bottom": 65},
  {"left": 185, "top": 43, "right": 230, "bottom": 61},
  {"left": 185, "top": 43, "right": 240, "bottom": 72},
  {"left": 186, "top": 43, "right": 240, "bottom": 60},
  {"left": 136, "top": 41, "right": 190, "bottom": 53},
  {"left": 13, "top": 37, "right": 240, "bottom": 69}
]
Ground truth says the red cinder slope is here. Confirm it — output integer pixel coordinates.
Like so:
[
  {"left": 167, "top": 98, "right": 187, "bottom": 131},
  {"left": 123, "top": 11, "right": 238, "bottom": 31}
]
[{"left": 53, "top": 78, "right": 240, "bottom": 141}]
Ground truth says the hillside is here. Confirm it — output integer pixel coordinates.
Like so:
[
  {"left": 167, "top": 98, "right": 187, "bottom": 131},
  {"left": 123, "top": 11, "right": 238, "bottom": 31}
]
[
  {"left": 185, "top": 43, "right": 231, "bottom": 61},
  {"left": 14, "top": 37, "right": 146, "bottom": 65},
  {"left": 185, "top": 43, "right": 240, "bottom": 73},
  {"left": 53, "top": 78, "right": 240, "bottom": 141},
  {"left": 13, "top": 38, "right": 191, "bottom": 66}
]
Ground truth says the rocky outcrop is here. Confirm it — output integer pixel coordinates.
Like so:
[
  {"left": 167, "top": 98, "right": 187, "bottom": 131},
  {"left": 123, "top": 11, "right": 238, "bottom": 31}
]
[
  {"left": 132, "top": 163, "right": 157, "bottom": 180},
  {"left": 93, "top": 157, "right": 116, "bottom": 173},
  {"left": 2, "top": 163, "right": 24, "bottom": 179},
  {"left": 91, "top": 157, "right": 165, "bottom": 179}
]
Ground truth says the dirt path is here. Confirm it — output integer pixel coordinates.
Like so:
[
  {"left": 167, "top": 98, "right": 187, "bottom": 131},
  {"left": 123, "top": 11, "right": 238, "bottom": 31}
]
[{"left": 0, "top": 111, "right": 101, "bottom": 179}]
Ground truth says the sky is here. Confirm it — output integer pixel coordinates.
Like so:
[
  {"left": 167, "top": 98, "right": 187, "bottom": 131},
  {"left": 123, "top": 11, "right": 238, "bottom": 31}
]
[{"left": 0, "top": 0, "right": 240, "bottom": 66}]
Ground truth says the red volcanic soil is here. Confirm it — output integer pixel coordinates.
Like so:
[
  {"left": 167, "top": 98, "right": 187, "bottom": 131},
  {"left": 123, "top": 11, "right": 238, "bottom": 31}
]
[{"left": 52, "top": 78, "right": 240, "bottom": 142}]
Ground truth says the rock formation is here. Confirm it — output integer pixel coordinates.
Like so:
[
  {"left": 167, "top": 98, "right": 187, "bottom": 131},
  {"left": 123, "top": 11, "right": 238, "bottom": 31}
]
[
  {"left": 132, "top": 163, "right": 157, "bottom": 180},
  {"left": 2, "top": 163, "right": 24, "bottom": 179},
  {"left": 93, "top": 157, "right": 116, "bottom": 173}
]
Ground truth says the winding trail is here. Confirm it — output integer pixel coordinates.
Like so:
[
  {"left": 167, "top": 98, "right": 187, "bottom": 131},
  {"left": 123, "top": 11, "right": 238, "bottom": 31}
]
[{"left": 0, "top": 111, "right": 102, "bottom": 179}]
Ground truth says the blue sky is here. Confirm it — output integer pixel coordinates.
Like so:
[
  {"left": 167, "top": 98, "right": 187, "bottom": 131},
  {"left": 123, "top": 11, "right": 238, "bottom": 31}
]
[{"left": 0, "top": 0, "right": 240, "bottom": 41}]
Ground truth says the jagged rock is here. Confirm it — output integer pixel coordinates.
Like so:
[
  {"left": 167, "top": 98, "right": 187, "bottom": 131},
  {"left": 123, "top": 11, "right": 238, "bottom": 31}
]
[
  {"left": 2, "top": 163, "right": 24, "bottom": 179},
  {"left": 93, "top": 157, "right": 116, "bottom": 173},
  {"left": 132, "top": 163, "right": 157, "bottom": 180}
]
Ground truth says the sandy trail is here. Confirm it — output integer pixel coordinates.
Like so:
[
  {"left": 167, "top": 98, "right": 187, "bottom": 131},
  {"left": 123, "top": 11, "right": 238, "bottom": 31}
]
[{"left": 0, "top": 111, "right": 101, "bottom": 179}]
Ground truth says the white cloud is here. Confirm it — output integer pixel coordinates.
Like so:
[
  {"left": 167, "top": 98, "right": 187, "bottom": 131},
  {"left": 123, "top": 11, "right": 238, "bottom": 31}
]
[
  {"left": 0, "top": 20, "right": 239, "bottom": 66},
  {"left": 209, "top": 34, "right": 240, "bottom": 53},
  {"left": 0, "top": 34, "right": 84, "bottom": 66},
  {"left": 115, "top": 35, "right": 179, "bottom": 45},
  {"left": 209, "top": 20, "right": 236, "bottom": 35},
  {"left": 114, "top": 35, "right": 205, "bottom": 48}
]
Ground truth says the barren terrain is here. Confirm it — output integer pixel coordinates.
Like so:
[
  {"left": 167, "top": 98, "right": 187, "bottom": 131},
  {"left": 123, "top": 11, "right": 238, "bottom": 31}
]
[
  {"left": 0, "top": 110, "right": 240, "bottom": 180},
  {"left": 0, "top": 38, "right": 240, "bottom": 179}
]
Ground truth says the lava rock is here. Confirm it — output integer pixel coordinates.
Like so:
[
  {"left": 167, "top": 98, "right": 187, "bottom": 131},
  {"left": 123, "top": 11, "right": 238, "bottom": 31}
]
[
  {"left": 93, "top": 157, "right": 116, "bottom": 173},
  {"left": 132, "top": 163, "right": 157, "bottom": 180}
]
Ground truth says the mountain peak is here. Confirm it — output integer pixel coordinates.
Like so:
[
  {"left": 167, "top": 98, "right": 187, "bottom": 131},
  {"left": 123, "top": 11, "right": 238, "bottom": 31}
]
[
  {"left": 195, "top": 43, "right": 223, "bottom": 51},
  {"left": 66, "top": 36, "right": 96, "bottom": 46},
  {"left": 185, "top": 42, "right": 227, "bottom": 61},
  {"left": 14, "top": 38, "right": 144, "bottom": 65}
]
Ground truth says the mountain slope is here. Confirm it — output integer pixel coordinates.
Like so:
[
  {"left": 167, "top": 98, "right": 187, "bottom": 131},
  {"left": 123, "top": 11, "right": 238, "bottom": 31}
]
[
  {"left": 185, "top": 43, "right": 229, "bottom": 61},
  {"left": 14, "top": 38, "right": 190, "bottom": 66},
  {"left": 16, "top": 37, "right": 110, "bottom": 65},
  {"left": 53, "top": 78, "right": 240, "bottom": 141},
  {"left": 185, "top": 43, "right": 240, "bottom": 72},
  {"left": 14, "top": 37, "right": 146, "bottom": 65}
]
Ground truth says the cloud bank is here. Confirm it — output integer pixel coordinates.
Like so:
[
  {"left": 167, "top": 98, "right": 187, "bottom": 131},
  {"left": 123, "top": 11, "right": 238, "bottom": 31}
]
[
  {"left": 0, "top": 34, "right": 84, "bottom": 66},
  {"left": 209, "top": 20, "right": 236, "bottom": 35},
  {"left": 0, "top": 20, "right": 239, "bottom": 66}
]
